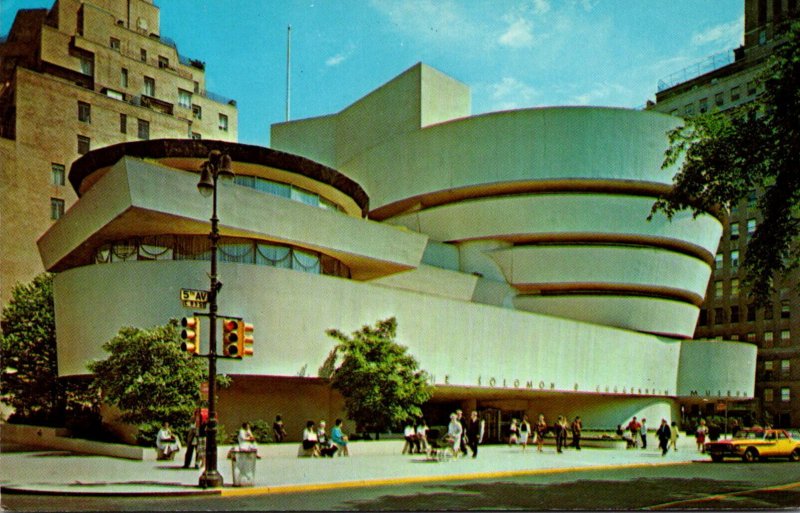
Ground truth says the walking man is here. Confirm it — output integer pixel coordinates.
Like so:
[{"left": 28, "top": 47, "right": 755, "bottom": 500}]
[
  {"left": 656, "top": 419, "right": 671, "bottom": 456},
  {"left": 640, "top": 418, "right": 648, "bottom": 449},
  {"left": 571, "top": 416, "right": 582, "bottom": 450},
  {"left": 627, "top": 416, "right": 641, "bottom": 448},
  {"left": 466, "top": 411, "right": 485, "bottom": 458}
]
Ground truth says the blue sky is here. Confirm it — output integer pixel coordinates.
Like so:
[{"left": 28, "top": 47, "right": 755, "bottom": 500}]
[{"left": 2, "top": 1, "right": 743, "bottom": 146}]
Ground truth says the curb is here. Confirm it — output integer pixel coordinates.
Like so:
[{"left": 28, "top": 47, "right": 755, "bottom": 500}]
[{"left": 1, "top": 459, "right": 693, "bottom": 497}]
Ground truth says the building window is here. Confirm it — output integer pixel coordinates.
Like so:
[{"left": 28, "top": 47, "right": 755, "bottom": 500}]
[
  {"left": 759, "top": 30, "right": 767, "bottom": 45},
  {"left": 781, "top": 329, "right": 791, "bottom": 341},
  {"left": 120, "top": 113, "right": 127, "bottom": 133},
  {"left": 747, "top": 304, "right": 756, "bottom": 322},
  {"left": 158, "top": 56, "right": 169, "bottom": 69},
  {"left": 782, "top": 359, "right": 790, "bottom": 374},
  {"left": 144, "top": 77, "right": 155, "bottom": 96},
  {"left": 747, "top": 80, "right": 757, "bottom": 96},
  {"left": 730, "top": 305, "right": 740, "bottom": 323},
  {"left": 731, "top": 279, "right": 739, "bottom": 295},
  {"left": 765, "top": 388, "right": 774, "bottom": 402},
  {"left": 51, "top": 163, "right": 65, "bottom": 186},
  {"left": 747, "top": 332, "right": 756, "bottom": 342},
  {"left": 781, "top": 302, "right": 790, "bottom": 319},
  {"left": 684, "top": 103, "right": 695, "bottom": 116},
  {"left": 730, "top": 85, "right": 741, "bottom": 102},
  {"left": 698, "top": 309, "right": 708, "bottom": 326},
  {"left": 765, "top": 306, "right": 774, "bottom": 320},
  {"left": 137, "top": 119, "right": 150, "bottom": 140},
  {"left": 765, "top": 331, "right": 774, "bottom": 344},
  {"left": 218, "top": 113, "right": 228, "bottom": 131},
  {"left": 121, "top": 68, "right": 128, "bottom": 88},
  {"left": 50, "top": 198, "right": 65, "bottom": 220},
  {"left": 110, "top": 37, "right": 120, "bottom": 51},
  {"left": 715, "top": 92, "right": 724, "bottom": 106},
  {"left": 140, "top": 48, "right": 147, "bottom": 62},
  {"left": 191, "top": 132, "right": 201, "bottom": 140},
  {"left": 699, "top": 97, "right": 708, "bottom": 113},
  {"left": 192, "top": 104, "right": 202, "bottom": 120},
  {"left": 731, "top": 250, "right": 739, "bottom": 269},
  {"left": 715, "top": 253, "right": 723, "bottom": 269},
  {"left": 178, "top": 89, "right": 192, "bottom": 109},
  {"left": 730, "top": 222, "right": 739, "bottom": 239},
  {"left": 80, "top": 56, "right": 92, "bottom": 76},
  {"left": 715, "top": 281, "right": 723, "bottom": 297},
  {"left": 731, "top": 334, "right": 740, "bottom": 341},
  {"left": 766, "top": 360, "right": 774, "bottom": 371},
  {"left": 193, "top": 81, "right": 200, "bottom": 93},
  {"left": 78, "top": 101, "right": 91, "bottom": 123},
  {"left": 781, "top": 387, "right": 790, "bottom": 402},
  {"left": 747, "top": 218, "right": 756, "bottom": 235},
  {"left": 714, "top": 307, "right": 725, "bottom": 324},
  {"left": 77, "top": 135, "right": 90, "bottom": 154}
]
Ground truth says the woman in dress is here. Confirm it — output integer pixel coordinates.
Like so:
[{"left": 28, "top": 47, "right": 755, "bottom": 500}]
[
  {"left": 536, "top": 414, "right": 548, "bottom": 453},
  {"left": 447, "top": 413, "right": 463, "bottom": 459},
  {"left": 519, "top": 415, "right": 531, "bottom": 452},
  {"left": 695, "top": 419, "right": 708, "bottom": 453}
]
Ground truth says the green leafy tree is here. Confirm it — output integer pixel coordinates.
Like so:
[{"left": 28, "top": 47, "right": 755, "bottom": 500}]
[
  {"left": 651, "top": 20, "right": 800, "bottom": 303},
  {"left": 323, "top": 317, "right": 432, "bottom": 438},
  {"left": 89, "top": 320, "right": 211, "bottom": 445},
  {"left": 0, "top": 273, "right": 59, "bottom": 424}
]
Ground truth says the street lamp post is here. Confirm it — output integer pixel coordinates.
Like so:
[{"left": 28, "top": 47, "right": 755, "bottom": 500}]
[{"left": 197, "top": 150, "right": 233, "bottom": 489}]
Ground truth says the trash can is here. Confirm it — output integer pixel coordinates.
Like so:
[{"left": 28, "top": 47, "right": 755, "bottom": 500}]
[{"left": 229, "top": 448, "right": 257, "bottom": 486}]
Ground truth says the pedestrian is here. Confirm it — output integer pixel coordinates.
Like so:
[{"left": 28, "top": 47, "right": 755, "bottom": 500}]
[
  {"left": 730, "top": 419, "right": 741, "bottom": 438},
  {"left": 508, "top": 418, "right": 519, "bottom": 446},
  {"left": 182, "top": 421, "right": 198, "bottom": 468},
  {"left": 519, "top": 414, "right": 531, "bottom": 452},
  {"left": 272, "top": 414, "right": 287, "bottom": 443},
  {"left": 640, "top": 418, "right": 648, "bottom": 449},
  {"left": 416, "top": 418, "right": 429, "bottom": 454},
  {"left": 571, "top": 416, "right": 582, "bottom": 450},
  {"left": 301, "top": 420, "right": 320, "bottom": 457},
  {"left": 553, "top": 416, "right": 567, "bottom": 453},
  {"left": 466, "top": 411, "right": 485, "bottom": 458},
  {"left": 447, "top": 413, "right": 463, "bottom": 459},
  {"left": 456, "top": 410, "right": 469, "bottom": 456},
  {"left": 331, "top": 418, "right": 349, "bottom": 456},
  {"left": 238, "top": 422, "right": 258, "bottom": 450},
  {"left": 156, "top": 421, "right": 181, "bottom": 459},
  {"left": 627, "top": 416, "right": 641, "bottom": 448},
  {"left": 317, "top": 420, "right": 338, "bottom": 457},
  {"left": 656, "top": 419, "right": 671, "bottom": 456},
  {"left": 669, "top": 421, "right": 679, "bottom": 451},
  {"left": 402, "top": 419, "right": 417, "bottom": 454},
  {"left": 536, "top": 414, "right": 548, "bottom": 452},
  {"left": 695, "top": 419, "right": 708, "bottom": 453}
]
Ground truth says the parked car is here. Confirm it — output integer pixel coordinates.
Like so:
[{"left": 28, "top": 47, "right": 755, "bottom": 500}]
[{"left": 706, "top": 428, "right": 800, "bottom": 462}]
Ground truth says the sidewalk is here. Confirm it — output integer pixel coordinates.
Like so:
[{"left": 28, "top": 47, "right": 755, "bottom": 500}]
[{"left": 0, "top": 437, "right": 704, "bottom": 497}]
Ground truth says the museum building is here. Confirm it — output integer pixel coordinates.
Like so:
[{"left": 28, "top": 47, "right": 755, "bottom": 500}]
[{"left": 39, "top": 63, "right": 757, "bottom": 440}]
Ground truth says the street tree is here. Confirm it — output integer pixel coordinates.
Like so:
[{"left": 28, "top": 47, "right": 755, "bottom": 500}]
[
  {"left": 0, "top": 273, "right": 59, "bottom": 424},
  {"left": 323, "top": 317, "right": 432, "bottom": 438},
  {"left": 650, "top": 20, "right": 800, "bottom": 303},
  {"left": 89, "top": 320, "right": 218, "bottom": 445}
]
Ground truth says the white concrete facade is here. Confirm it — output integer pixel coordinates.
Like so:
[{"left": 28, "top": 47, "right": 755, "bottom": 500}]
[{"left": 40, "top": 63, "right": 757, "bottom": 434}]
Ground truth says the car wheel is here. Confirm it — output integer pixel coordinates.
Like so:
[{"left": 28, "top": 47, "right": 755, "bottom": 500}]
[
  {"left": 711, "top": 454, "right": 723, "bottom": 462},
  {"left": 790, "top": 449, "right": 800, "bottom": 462},
  {"left": 743, "top": 448, "right": 758, "bottom": 463}
]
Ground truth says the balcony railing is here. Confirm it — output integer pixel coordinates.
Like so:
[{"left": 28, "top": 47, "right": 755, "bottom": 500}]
[{"left": 657, "top": 49, "right": 735, "bottom": 92}]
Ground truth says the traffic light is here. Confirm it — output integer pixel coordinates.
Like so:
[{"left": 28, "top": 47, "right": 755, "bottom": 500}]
[
  {"left": 180, "top": 316, "right": 200, "bottom": 355},
  {"left": 222, "top": 319, "right": 240, "bottom": 357},
  {"left": 238, "top": 322, "right": 254, "bottom": 357}
]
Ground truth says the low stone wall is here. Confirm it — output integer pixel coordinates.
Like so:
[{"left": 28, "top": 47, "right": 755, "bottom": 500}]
[{"left": 1, "top": 423, "right": 146, "bottom": 460}]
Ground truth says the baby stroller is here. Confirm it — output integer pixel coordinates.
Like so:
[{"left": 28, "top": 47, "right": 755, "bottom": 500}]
[{"left": 425, "top": 430, "right": 455, "bottom": 462}]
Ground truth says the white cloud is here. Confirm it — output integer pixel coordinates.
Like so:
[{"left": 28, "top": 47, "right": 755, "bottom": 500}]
[
  {"left": 691, "top": 17, "right": 743, "bottom": 49},
  {"left": 488, "top": 76, "right": 539, "bottom": 110},
  {"left": 369, "top": 0, "right": 477, "bottom": 43},
  {"left": 325, "top": 43, "right": 355, "bottom": 67},
  {"left": 566, "top": 82, "right": 629, "bottom": 106},
  {"left": 532, "top": 0, "right": 551, "bottom": 15},
  {"left": 498, "top": 16, "right": 534, "bottom": 48}
]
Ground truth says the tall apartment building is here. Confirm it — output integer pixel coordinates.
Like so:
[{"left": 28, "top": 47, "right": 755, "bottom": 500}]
[
  {"left": 0, "top": 0, "right": 238, "bottom": 305},
  {"left": 649, "top": 0, "right": 799, "bottom": 427}
]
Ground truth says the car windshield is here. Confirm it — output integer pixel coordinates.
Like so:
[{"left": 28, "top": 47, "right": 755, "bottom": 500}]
[{"left": 734, "top": 430, "right": 764, "bottom": 440}]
